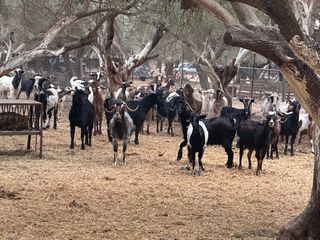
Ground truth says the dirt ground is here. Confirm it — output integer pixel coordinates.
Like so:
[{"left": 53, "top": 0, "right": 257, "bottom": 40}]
[{"left": 0, "top": 109, "right": 314, "bottom": 240}]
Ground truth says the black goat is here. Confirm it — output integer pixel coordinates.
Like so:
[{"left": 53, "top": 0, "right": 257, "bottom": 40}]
[
  {"left": 174, "top": 97, "right": 237, "bottom": 168},
  {"left": 105, "top": 92, "right": 163, "bottom": 144},
  {"left": 187, "top": 112, "right": 208, "bottom": 176},
  {"left": 106, "top": 102, "right": 137, "bottom": 165},
  {"left": 18, "top": 77, "right": 36, "bottom": 99},
  {"left": 238, "top": 111, "right": 277, "bottom": 175},
  {"left": 278, "top": 99, "right": 301, "bottom": 156},
  {"left": 156, "top": 96, "right": 177, "bottom": 136},
  {"left": 69, "top": 89, "right": 94, "bottom": 149},
  {"left": 220, "top": 98, "right": 254, "bottom": 130}
]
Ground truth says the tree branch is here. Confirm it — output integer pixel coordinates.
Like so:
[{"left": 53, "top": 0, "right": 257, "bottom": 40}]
[
  {"left": 230, "top": 2, "right": 261, "bottom": 25},
  {"left": 193, "top": 0, "right": 238, "bottom": 26},
  {"left": 227, "top": 0, "right": 304, "bottom": 40}
]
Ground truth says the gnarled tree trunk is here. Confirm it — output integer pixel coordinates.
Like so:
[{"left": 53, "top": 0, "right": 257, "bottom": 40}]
[
  {"left": 195, "top": 64, "right": 210, "bottom": 90},
  {"left": 190, "top": 0, "right": 320, "bottom": 238},
  {"left": 277, "top": 126, "right": 320, "bottom": 239}
]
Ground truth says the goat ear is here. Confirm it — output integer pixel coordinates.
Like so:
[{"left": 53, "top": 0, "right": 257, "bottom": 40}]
[
  {"left": 239, "top": 98, "right": 244, "bottom": 102},
  {"left": 30, "top": 78, "right": 35, "bottom": 82},
  {"left": 251, "top": 99, "right": 255, "bottom": 103},
  {"left": 199, "top": 114, "right": 207, "bottom": 119}
]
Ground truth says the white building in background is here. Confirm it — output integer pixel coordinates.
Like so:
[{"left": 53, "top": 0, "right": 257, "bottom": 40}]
[{"left": 315, "top": 19, "right": 320, "bottom": 29}]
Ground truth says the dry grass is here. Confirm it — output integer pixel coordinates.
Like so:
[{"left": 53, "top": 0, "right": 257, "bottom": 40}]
[{"left": 0, "top": 112, "right": 314, "bottom": 240}]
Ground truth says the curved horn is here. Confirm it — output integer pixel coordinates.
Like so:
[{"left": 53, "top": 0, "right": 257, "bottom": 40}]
[
  {"left": 185, "top": 101, "right": 195, "bottom": 112},
  {"left": 123, "top": 102, "right": 139, "bottom": 112},
  {"left": 105, "top": 104, "right": 117, "bottom": 113}
]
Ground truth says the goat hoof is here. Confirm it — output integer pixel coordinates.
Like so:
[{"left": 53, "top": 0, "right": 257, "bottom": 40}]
[
  {"left": 198, "top": 172, "right": 202, "bottom": 176},
  {"left": 134, "top": 141, "right": 139, "bottom": 145},
  {"left": 81, "top": 145, "right": 85, "bottom": 150},
  {"left": 226, "top": 164, "right": 233, "bottom": 169},
  {"left": 238, "top": 165, "right": 242, "bottom": 169},
  {"left": 70, "top": 145, "right": 74, "bottom": 149}
]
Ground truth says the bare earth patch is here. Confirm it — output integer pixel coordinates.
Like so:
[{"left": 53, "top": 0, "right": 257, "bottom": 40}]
[{"left": 0, "top": 116, "right": 313, "bottom": 239}]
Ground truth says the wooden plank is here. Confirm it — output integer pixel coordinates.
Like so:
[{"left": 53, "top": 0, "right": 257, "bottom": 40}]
[
  {"left": 0, "top": 131, "right": 41, "bottom": 136},
  {"left": 0, "top": 100, "right": 41, "bottom": 105}
]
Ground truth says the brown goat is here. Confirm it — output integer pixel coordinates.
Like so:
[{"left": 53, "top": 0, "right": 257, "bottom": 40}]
[
  {"left": 92, "top": 80, "right": 104, "bottom": 135},
  {"left": 183, "top": 84, "right": 202, "bottom": 113},
  {"left": 211, "top": 89, "right": 227, "bottom": 117}
]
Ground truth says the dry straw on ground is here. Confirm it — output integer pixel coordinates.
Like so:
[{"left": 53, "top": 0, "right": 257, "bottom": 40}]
[{"left": 0, "top": 111, "right": 313, "bottom": 240}]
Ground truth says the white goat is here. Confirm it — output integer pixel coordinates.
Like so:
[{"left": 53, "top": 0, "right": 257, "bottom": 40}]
[{"left": 0, "top": 68, "right": 24, "bottom": 99}]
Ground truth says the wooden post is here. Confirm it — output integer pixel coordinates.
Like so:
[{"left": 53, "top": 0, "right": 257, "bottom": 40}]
[
  {"left": 280, "top": 72, "right": 285, "bottom": 102},
  {"left": 180, "top": 51, "right": 184, "bottom": 87},
  {"left": 250, "top": 54, "right": 256, "bottom": 98}
]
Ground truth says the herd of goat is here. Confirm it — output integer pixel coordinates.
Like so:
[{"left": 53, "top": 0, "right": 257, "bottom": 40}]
[{"left": 0, "top": 69, "right": 316, "bottom": 176}]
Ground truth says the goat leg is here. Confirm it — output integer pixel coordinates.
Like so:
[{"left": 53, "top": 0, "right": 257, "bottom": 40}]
[
  {"left": 247, "top": 149, "right": 253, "bottom": 169},
  {"left": 80, "top": 127, "right": 85, "bottom": 150},
  {"left": 156, "top": 115, "right": 160, "bottom": 133},
  {"left": 224, "top": 141, "right": 234, "bottom": 169},
  {"left": 189, "top": 148, "right": 195, "bottom": 176},
  {"left": 134, "top": 126, "right": 140, "bottom": 145},
  {"left": 123, "top": 140, "right": 128, "bottom": 165},
  {"left": 290, "top": 135, "right": 296, "bottom": 156},
  {"left": 113, "top": 139, "right": 118, "bottom": 165},
  {"left": 53, "top": 107, "right": 58, "bottom": 129},
  {"left": 177, "top": 140, "right": 187, "bottom": 161},
  {"left": 198, "top": 151, "right": 204, "bottom": 176},
  {"left": 284, "top": 135, "right": 289, "bottom": 155},
  {"left": 88, "top": 124, "right": 93, "bottom": 146},
  {"left": 70, "top": 125, "right": 75, "bottom": 149}
]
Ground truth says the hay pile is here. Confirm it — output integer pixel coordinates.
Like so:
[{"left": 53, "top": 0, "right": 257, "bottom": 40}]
[{"left": 0, "top": 108, "right": 314, "bottom": 239}]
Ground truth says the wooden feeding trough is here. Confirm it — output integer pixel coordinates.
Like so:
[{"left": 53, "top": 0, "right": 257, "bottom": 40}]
[{"left": 0, "top": 100, "right": 43, "bottom": 158}]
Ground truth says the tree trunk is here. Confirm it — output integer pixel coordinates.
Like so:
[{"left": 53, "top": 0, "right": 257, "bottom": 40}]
[
  {"left": 277, "top": 126, "right": 320, "bottom": 239},
  {"left": 62, "top": 52, "right": 73, "bottom": 82},
  {"left": 165, "top": 62, "right": 174, "bottom": 79},
  {"left": 222, "top": 84, "right": 233, "bottom": 107},
  {"left": 195, "top": 64, "right": 210, "bottom": 90}
]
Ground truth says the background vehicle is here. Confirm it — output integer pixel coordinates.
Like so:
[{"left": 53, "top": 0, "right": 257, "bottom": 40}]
[{"left": 173, "top": 63, "right": 198, "bottom": 74}]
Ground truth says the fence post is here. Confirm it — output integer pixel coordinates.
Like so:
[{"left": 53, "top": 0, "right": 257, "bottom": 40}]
[
  {"left": 180, "top": 52, "right": 184, "bottom": 87},
  {"left": 280, "top": 73, "right": 285, "bottom": 102},
  {"left": 250, "top": 54, "right": 256, "bottom": 98}
]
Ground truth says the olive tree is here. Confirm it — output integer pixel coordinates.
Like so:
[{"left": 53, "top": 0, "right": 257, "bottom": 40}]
[{"left": 186, "top": 0, "right": 320, "bottom": 238}]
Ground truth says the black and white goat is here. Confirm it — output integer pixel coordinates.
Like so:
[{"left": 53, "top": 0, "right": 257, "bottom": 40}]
[
  {"left": 173, "top": 96, "right": 237, "bottom": 169},
  {"left": 238, "top": 111, "right": 278, "bottom": 175},
  {"left": 187, "top": 112, "right": 208, "bottom": 176},
  {"left": 69, "top": 89, "right": 94, "bottom": 149},
  {"left": 33, "top": 77, "right": 59, "bottom": 129},
  {"left": 0, "top": 68, "right": 24, "bottom": 99},
  {"left": 105, "top": 102, "right": 137, "bottom": 165}
]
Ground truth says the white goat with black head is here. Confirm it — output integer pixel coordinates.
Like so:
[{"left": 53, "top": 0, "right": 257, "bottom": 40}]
[
  {"left": 187, "top": 112, "right": 209, "bottom": 176},
  {"left": 0, "top": 68, "right": 24, "bottom": 99},
  {"left": 106, "top": 101, "right": 138, "bottom": 165}
]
